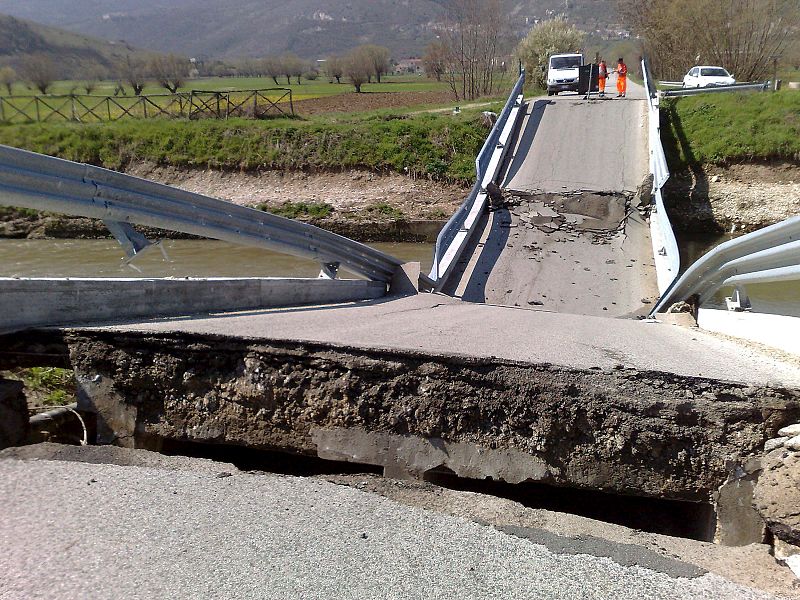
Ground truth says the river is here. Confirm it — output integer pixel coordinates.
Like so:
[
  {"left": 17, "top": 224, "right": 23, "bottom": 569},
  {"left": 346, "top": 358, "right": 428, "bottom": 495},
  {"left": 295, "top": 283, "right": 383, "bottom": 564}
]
[{"left": 0, "top": 240, "right": 434, "bottom": 279}]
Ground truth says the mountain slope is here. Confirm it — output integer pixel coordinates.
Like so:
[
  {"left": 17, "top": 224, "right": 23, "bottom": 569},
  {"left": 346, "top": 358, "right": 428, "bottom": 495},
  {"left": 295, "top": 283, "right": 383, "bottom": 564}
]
[
  {"left": 0, "top": 13, "right": 154, "bottom": 79},
  {"left": 0, "top": 1, "right": 620, "bottom": 59}
]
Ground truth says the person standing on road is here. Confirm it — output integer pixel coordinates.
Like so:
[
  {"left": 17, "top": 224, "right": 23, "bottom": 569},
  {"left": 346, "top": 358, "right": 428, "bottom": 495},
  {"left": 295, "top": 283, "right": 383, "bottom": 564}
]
[
  {"left": 598, "top": 59, "right": 608, "bottom": 97},
  {"left": 615, "top": 57, "right": 628, "bottom": 98}
]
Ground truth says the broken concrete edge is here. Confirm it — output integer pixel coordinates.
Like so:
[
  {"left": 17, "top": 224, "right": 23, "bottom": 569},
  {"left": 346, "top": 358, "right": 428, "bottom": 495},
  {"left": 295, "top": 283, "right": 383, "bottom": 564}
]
[
  {"left": 62, "top": 328, "right": 800, "bottom": 506},
  {"left": 0, "top": 277, "right": 388, "bottom": 334}
]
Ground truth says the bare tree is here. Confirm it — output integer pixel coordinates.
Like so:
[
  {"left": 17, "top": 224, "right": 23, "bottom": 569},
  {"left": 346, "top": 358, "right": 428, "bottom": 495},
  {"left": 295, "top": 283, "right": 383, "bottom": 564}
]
[
  {"left": 325, "top": 55, "right": 344, "bottom": 83},
  {"left": 617, "top": 0, "right": 800, "bottom": 81},
  {"left": 261, "top": 56, "right": 283, "bottom": 85},
  {"left": 119, "top": 55, "right": 148, "bottom": 95},
  {"left": 81, "top": 65, "right": 107, "bottom": 94},
  {"left": 440, "top": 0, "right": 507, "bottom": 101},
  {"left": 344, "top": 48, "right": 373, "bottom": 93},
  {"left": 151, "top": 54, "right": 190, "bottom": 93},
  {"left": 0, "top": 65, "right": 17, "bottom": 95},
  {"left": 281, "top": 53, "right": 306, "bottom": 84},
  {"left": 422, "top": 41, "right": 448, "bottom": 82},
  {"left": 516, "top": 17, "right": 586, "bottom": 89},
  {"left": 361, "top": 44, "right": 391, "bottom": 83},
  {"left": 20, "top": 54, "right": 57, "bottom": 95}
]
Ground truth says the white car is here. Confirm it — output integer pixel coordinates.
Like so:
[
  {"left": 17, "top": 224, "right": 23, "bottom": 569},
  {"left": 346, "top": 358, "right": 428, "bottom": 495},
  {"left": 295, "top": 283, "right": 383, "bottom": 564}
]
[{"left": 682, "top": 66, "right": 736, "bottom": 88}]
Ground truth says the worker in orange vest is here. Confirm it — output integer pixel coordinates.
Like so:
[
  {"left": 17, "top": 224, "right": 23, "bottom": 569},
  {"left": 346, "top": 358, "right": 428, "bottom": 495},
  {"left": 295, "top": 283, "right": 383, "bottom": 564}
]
[
  {"left": 598, "top": 59, "right": 608, "bottom": 97},
  {"left": 615, "top": 57, "right": 628, "bottom": 98}
]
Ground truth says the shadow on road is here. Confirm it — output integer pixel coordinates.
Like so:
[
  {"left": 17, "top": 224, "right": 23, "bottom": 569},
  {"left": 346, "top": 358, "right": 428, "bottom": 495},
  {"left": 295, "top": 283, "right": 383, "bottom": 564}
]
[
  {"left": 502, "top": 100, "right": 552, "bottom": 187},
  {"left": 456, "top": 208, "right": 512, "bottom": 303}
]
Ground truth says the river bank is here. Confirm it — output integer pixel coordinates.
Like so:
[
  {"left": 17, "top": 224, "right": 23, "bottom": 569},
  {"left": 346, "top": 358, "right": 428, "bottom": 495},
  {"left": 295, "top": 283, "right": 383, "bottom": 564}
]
[
  {"left": 0, "top": 164, "right": 465, "bottom": 243},
  {"left": 664, "top": 161, "right": 800, "bottom": 234}
]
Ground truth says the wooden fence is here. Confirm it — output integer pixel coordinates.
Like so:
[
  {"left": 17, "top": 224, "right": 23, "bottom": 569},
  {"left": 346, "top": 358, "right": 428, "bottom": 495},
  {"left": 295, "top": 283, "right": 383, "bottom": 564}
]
[{"left": 0, "top": 88, "right": 294, "bottom": 124}]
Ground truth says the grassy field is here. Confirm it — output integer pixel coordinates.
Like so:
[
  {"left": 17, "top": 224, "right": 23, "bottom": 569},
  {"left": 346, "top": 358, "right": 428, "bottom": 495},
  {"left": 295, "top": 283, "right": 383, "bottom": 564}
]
[
  {"left": 0, "top": 106, "right": 493, "bottom": 183},
  {"left": 661, "top": 89, "right": 800, "bottom": 169},
  {"left": 0, "top": 74, "right": 449, "bottom": 101}
]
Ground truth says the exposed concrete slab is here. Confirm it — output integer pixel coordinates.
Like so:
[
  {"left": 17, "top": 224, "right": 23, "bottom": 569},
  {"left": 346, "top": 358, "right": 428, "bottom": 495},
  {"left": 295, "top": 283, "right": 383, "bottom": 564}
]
[
  {"left": 755, "top": 447, "right": 800, "bottom": 546},
  {"left": 70, "top": 294, "right": 800, "bottom": 387},
  {"left": 0, "top": 277, "right": 386, "bottom": 333}
]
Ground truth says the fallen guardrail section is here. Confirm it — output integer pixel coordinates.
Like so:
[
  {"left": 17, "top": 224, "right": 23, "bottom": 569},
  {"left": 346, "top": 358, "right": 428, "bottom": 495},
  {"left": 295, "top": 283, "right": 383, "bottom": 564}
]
[
  {"left": 0, "top": 145, "right": 403, "bottom": 283},
  {"left": 428, "top": 72, "right": 525, "bottom": 290},
  {"left": 642, "top": 57, "right": 680, "bottom": 294}
]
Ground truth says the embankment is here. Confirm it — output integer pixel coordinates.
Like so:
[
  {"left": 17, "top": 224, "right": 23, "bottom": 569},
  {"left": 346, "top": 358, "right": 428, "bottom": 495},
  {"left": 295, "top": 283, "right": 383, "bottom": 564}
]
[
  {"left": 0, "top": 112, "right": 486, "bottom": 241},
  {"left": 661, "top": 90, "right": 800, "bottom": 234}
]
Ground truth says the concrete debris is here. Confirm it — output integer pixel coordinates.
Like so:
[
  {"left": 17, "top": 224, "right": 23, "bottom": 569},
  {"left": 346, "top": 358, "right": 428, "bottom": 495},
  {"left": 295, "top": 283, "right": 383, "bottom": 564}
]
[
  {"left": 785, "top": 435, "right": 800, "bottom": 452},
  {"left": 764, "top": 437, "right": 788, "bottom": 453},
  {"left": 778, "top": 423, "right": 800, "bottom": 438},
  {"left": 754, "top": 447, "right": 800, "bottom": 547}
]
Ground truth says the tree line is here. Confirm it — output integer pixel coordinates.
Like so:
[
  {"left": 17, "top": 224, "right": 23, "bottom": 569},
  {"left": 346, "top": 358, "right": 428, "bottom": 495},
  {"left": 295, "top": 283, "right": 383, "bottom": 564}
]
[{"left": 0, "top": 44, "right": 394, "bottom": 96}]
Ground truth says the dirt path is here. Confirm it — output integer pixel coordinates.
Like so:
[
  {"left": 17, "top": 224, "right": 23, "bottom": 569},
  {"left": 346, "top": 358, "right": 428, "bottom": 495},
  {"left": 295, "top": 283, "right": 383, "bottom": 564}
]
[{"left": 291, "top": 90, "right": 456, "bottom": 115}]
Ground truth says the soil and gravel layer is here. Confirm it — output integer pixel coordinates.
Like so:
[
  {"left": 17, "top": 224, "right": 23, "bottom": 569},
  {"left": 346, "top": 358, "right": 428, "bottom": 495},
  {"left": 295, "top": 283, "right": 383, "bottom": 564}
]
[
  {"left": 664, "top": 161, "right": 800, "bottom": 234},
  {"left": 0, "top": 164, "right": 466, "bottom": 243}
]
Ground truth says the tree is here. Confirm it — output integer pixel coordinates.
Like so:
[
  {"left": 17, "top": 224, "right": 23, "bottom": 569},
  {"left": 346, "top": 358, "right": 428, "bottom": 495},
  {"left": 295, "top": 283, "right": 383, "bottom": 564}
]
[
  {"left": 440, "top": 0, "right": 507, "bottom": 101},
  {"left": 617, "top": 0, "right": 800, "bottom": 81},
  {"left": 119, "top": 55, "right": 148, "bottom": 95},
  {"left": 150, "top": 54, "right": 190, "bottom": 93},
  {"left": 422, "top": 41, "right": 447, "bottom": 82},
  {"left": 344, "top": 47, "right": 373, "bottom": 93},
  {"left": 304, "top": 68, "right": 320, "bottom": 81},
  {"left": 20, "top": 54, "right": 56, "bottom": 94},
  {"left": 325, "top": 55, "right": 344, "bottom": 83},
  {"left": 261, "top": 56, "right": 283, "bottom": 85},
  {"left": 0, "top": 66, "right": 17, "bottom": 95},
  {"left": 81, "top": 65, "right": 107, "bottom": 94},
  {"left": 361, "top": 44, "right": 391, "bottom": 83},
  {"left": 281, "top": 53, "right": 305, "bottom": 84},
  {"left": 516, "top": 17, "right": 586, "bottom": 89}
]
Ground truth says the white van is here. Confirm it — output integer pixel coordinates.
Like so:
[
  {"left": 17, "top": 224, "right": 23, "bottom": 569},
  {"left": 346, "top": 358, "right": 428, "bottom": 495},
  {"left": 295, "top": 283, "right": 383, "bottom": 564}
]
[{"left": 546, "top": 53, "right": 584, "bottom": 96}]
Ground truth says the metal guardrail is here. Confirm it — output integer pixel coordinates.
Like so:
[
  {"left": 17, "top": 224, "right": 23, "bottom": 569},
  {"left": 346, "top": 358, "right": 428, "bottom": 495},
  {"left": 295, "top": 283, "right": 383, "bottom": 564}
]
[
  {"left": 662, "top": 82, "right": 769, "bottom": 97},
  {"left": 651, "top": 216, "right": 800, "bottom": 313},
  {"left": 641, "top": 57, "right": 680, "bottom": 294},
  {"left": 0, "top": 145, "right": 402, "bottom": 283},
  {"left": 429, "top": 72, "right": 525, "bottom": 286}
]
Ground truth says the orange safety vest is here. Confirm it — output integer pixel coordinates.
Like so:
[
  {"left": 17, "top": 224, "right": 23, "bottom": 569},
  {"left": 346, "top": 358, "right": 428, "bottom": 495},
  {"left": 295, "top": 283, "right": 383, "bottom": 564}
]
[
  {"left": 599, "top": 62, "right": 608, "bottom": 77},
  {"left": 618, "top": 63, "right": 628, "bottom": 77}
]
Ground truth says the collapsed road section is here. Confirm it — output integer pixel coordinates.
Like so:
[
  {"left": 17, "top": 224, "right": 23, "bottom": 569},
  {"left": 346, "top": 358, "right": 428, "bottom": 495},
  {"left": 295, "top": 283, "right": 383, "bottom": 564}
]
[{"left": 62, "top": 327, "right": 800, "bottom": 510}]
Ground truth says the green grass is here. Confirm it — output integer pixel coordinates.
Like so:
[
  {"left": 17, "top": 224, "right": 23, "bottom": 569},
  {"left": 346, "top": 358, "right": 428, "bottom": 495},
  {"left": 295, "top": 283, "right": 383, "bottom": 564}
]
[
  {"left": 262, "top": 201, "right": 334, "bottom": 219},
  {"left": 0, "top": 108, "right": 488, "bottom": 183},
  {"left": 4, "top": 367, "right": 76, "bottom": 407},
  {"left": 0, "top": 74, "right": 448, "bottom": 101},
  {"left": 363, "top": 202, "right": 406, "bottom": 220},
  {"left": 661, "top": 90, "right": 800, "bottom": 170}
]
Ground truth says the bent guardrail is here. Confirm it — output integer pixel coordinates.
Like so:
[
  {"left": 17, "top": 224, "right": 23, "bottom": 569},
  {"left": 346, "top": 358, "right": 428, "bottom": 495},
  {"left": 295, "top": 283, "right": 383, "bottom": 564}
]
[
  {"left": 429, "top": 72, "right": 525, "bottom": 288},
  {"left": 650, "top": 216, "right": 800, "bottom": 314},
  {"left": 642, "top": 57, "right": 680, "bottom": 294},
  {"left": 0, "top": 145, "right": 403, "bottom": 283}
]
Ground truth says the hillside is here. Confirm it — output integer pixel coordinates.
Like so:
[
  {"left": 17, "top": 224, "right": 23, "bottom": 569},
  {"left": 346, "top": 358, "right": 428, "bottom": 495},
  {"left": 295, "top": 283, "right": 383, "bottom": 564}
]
[
  {"left": 0, "top": 14, "right": 154, "bottom": 80},
  {"left": 0, "top": 0, "right": 621, "bottom": 59}
]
